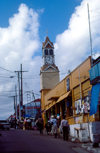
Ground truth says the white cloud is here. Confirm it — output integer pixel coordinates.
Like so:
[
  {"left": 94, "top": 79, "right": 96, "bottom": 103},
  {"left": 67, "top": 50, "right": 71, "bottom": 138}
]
[
  {"left": 55, "top": 0, "right": 100, "bottom": 79},
  {"left": 0, "top": 4, "right": 40, "bottom": 67},
  {"left": 0, "top": 4, "right": 41, "bottom": 119}
]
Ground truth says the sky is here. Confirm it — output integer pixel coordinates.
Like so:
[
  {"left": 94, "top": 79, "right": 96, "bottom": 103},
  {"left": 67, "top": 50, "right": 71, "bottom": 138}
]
[{"left": 0, "top": 0, "right": 100, "bottom": 119}]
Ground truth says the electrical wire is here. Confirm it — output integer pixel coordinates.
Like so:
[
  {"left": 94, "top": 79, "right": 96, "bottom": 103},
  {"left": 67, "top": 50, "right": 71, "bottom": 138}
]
[
  {"left": 0, "top": 90, "right": 18, "bottom": 93},
  {"left": 0, "top": 75, "right": 15, "bottom": 78},
  {"left": 0, "top": 94, "right": 11, "bottom": 97},
  {"left": 0, "top": 66, "right": 14, "bottom": 73}
]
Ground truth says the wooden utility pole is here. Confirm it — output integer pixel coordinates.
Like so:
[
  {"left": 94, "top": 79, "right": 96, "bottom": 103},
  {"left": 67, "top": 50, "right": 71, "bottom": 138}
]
[
  {"left": 15, "top": 71, "right": 21, "bottom": 120},
  {"left": 20, "top": 64, "right": 28, "bottom": 118},
  {"left": 15, "top": 85, "right": 18, "bottom": 120},
  {"left": 20, "top": 64, "right": 23, "bottom": 117},
  {"left": 15, "top": 64, "right": 28, "bottom": 120}
]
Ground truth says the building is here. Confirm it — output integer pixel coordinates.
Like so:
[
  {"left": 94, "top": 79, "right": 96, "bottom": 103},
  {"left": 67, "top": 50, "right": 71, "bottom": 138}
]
[
  {"left": 89, "top": 56, "right": 100, "bottom": 143},
  {"left": 40, "top": 36, "right": 60, "bottom": 122},
  {"left": 24, "top": 99, "right": 41, "bottom": 119},
  {"left": 43, "top": 56, "right": 93, "bottom": 142},
  {"left": 40, "top": 37, "right": 100, "bottom": 142}
]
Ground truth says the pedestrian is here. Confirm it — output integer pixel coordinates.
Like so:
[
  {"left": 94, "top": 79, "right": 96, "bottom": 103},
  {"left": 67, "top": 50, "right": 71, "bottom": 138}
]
[
  {"left": 27, "top": 118, "right": 31, "bottom": 130},
  {"left": 45, "top": 120, "right": 52, "bottom": 135},
  {"left": 37, "top": 116, "right": 44, "bottom": 134},
  {"left": 57, "top": 115, "right": 61, "bottom": 128},
  {"left": 51, "top": 116, "right": 57, "bottom": 138},
  {"left": 60, "top": 116, "right": 69, "bottom": 141},
  {"left": 56, "top": 115, "right": 61, "bottom": 137},
  {"left": 23, "top": 118, "right": 26, "bottom": 130}
]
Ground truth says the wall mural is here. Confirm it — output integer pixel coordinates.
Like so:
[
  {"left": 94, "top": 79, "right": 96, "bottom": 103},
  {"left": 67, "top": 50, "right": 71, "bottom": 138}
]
[{"left": 75, "top": 95, "right": 90, "bottom": 115}]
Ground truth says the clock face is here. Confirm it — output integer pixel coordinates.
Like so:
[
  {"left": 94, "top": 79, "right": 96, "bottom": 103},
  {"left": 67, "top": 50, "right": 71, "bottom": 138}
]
[{"left": 45, "top": 56, "right": 53, "bottom": 64}]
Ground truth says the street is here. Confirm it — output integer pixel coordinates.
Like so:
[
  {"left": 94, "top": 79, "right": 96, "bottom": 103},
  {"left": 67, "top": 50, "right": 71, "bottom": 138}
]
[{"left": 0, "top": 129, "right": 88, "bottom": 153}]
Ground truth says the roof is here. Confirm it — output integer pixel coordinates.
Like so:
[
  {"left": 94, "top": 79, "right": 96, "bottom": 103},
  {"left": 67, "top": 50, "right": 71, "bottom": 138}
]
[
  {"left": 45, "top": 91, "right": 71, "bottom": 111},
  {"left": 93, "top": 56, "right": 100, "bottom": 66},
  {"left": 48, "top": 96, "right": 59, "bottom": 101},
  {"left": 42, "top": 36, "right": 54, "bottom": 48},
  {"left": 34, "top": 98, "right": 41, "bottom": 102},
  {"left": 40, "top": 64, "right": 59, "bottom": 72},
  {"left": 56, "top": 91, "right": 71, "bottom": 103}
]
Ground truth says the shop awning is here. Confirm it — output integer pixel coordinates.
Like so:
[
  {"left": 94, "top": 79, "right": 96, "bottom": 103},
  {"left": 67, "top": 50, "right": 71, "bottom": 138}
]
[
  {"left": 45, "top": 91, "right": 71, "bottom": 111},
  {"left": 48, "top": 96, "right": 59, "bottom": 101},
  {"left": 45, "top": 101, "right": 56, "bottom": 111},
  {"left": 56, "top": 91, "right": 71, "bottom": 103}
]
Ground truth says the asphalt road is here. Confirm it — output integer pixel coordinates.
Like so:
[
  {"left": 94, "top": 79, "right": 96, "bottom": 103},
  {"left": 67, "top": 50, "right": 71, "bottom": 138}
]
[{"left": 0, "top": 129, "right": 88, "bottom": 153}]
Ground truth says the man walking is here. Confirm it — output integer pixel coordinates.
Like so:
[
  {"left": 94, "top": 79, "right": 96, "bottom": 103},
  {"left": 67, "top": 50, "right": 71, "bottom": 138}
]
[
  {"left": 60, "top": 116, "right": 69, "bottom": 141},
  {"left": 36, "top": 116, "right": 44, "bottom": 134}
]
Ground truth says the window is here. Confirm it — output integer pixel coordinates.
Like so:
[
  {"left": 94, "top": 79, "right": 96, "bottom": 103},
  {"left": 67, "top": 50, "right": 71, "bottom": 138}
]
[
  {"left": 44, "top": 49, "right": 48, "bottom": 55},
  {"left": 66, "top": 78, "right": 70, "bottom": 91},
  {"left": 49, "top": 49, "right": 53, "bottom": 55},
  {"left": 66, "top": 99, "right": 73, "bottom": 117}
]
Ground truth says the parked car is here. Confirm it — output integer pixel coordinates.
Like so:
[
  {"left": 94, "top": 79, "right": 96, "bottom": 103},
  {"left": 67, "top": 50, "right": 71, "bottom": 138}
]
[{"left": 0, "top": 120, "right": 10, "bottom": 130}]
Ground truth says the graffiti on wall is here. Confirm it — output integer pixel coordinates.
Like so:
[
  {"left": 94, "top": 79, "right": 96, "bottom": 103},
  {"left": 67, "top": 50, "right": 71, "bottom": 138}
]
[{"left": 75, "top": 96, "right": 90, "bottom": 115}]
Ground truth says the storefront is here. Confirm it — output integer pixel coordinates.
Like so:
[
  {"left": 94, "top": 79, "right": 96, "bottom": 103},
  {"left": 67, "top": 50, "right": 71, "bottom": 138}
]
[{"left": 41, "top": 56, "right": 100, "bottom": 142}]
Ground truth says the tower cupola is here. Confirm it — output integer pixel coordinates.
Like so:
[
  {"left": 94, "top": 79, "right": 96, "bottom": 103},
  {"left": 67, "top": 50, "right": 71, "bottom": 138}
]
[{"left": 42, "top": 36, "right": 55, "bottom": 65}]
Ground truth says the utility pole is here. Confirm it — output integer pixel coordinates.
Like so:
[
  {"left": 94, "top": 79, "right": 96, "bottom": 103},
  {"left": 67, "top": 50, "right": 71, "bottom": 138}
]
[
  {"left": 15, "top": 65, "right": 28, "bottom": 120},
  {"left": 15, "top": 71, "right": 21, "bottom": 120},
  {"left": 20, "top": 64, "right": 28, "bottom": 118},
  {"left": 87, "top": 4, "right": 93, "bottom": 140},
  {"left": 20, "top": 64, "right": 23, "bottom": 117},
  {"left": 87, "top": 3, "right": 93, "bottom": 67},
  {"left": 15, "top": 85, "right": 18, "bottom": 120}
]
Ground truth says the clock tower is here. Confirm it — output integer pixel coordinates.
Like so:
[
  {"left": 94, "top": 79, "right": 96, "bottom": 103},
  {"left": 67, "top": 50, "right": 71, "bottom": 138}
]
[
  {"left": 40, "top": 37, "right": 59, "bottom": 115},
  {"left": 42, "top": 37, "right": 55, "bottom": 65},
  {"left": 40, "top": 36, "right": 59, "bottom": 90}
]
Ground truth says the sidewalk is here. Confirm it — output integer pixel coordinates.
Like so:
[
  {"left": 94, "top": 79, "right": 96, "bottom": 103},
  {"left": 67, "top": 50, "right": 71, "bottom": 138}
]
[
  {"left": 69, "top": 137, "right": 100, "bottom": 153},
  {"left": 81, "top": 143, "right": 100, "bottom": 153},
  {"left": 43, "top": 128, "right": 100, "bottom": 153}
]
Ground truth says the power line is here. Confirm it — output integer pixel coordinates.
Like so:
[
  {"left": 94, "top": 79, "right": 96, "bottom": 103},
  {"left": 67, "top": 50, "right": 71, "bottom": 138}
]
[
  {"left": 0, "top": 90, "right": 18, "bottom": 93},
  {"left": 0, "top": 66, "right": 14, "bottom": 73},
  {"left": 0, "top": 94, "right": 11, "bottom": 97},
  {"left": 0, "top": 75, "right": 16, "bottom": 78}
]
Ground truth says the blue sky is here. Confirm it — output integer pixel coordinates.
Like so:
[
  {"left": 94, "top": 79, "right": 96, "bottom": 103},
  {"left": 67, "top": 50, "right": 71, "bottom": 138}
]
[
  {"left": 0, "top": 0, "right": 100, "bottom": 119},
  {"left": 0, "top": 0, "right": 82, "bottom": 42}
]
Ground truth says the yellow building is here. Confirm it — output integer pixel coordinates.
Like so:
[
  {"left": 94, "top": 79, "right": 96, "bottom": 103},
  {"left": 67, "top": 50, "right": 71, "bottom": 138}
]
[{"left": 40, "top": 37, "right": 100, "bottom": 142}]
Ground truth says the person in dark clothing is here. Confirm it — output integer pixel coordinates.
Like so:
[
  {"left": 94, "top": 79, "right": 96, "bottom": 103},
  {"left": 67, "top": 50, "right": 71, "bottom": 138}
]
[
  {"left": 60, "top": 116, "right": 69, "bottom": 141},
  {"left": 62, "top": 126, "right": 69, "bottom": 140},
  {"left": 36, "top": 116, "right": 44, "bottom": 134},
  {"left": 45, "top": 121, "right": 52, "bottom": 135}
]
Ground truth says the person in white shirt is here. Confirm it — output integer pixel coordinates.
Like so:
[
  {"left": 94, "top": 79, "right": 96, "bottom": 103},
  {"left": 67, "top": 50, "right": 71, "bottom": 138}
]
[
  {"left": 60, "top": 116, "right": 69, "bottom": 141},
  {"left": 50, "top": 116, "right": 57, "bottom": 138}
]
